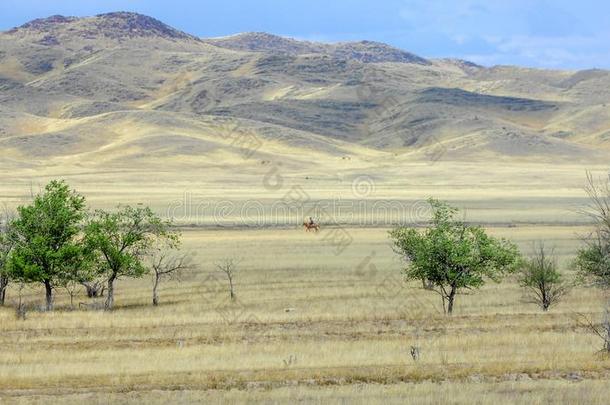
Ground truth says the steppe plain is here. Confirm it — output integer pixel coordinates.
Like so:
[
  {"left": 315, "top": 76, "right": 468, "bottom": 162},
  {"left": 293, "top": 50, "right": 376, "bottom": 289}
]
[{"left": 1, "top": 12, "right": 609, "bottom": 404}]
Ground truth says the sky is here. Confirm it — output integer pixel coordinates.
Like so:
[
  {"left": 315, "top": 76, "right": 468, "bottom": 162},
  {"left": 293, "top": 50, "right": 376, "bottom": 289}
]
[{"left": 1, "top": 0, "right": 609, "bottom": 70}]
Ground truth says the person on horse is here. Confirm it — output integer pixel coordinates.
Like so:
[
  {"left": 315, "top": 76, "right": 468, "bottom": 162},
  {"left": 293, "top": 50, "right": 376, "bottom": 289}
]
[{"left": 308, "top": 217, "right": 315, "bottom": 226}]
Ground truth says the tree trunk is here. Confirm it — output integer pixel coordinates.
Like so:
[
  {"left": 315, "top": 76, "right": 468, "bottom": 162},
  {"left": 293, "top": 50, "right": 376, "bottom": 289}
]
[
  {"left": 447, "top": 287, "right": 457, "bottom": 315},
  {"left": 0, "top": 275, "right": 8, "bottom": 306},
  {"left": 105, "top": 275, "right": 116, "bottom": 310},
  {"left": 542, "top": 297, "right": 550, "bottom": 311},
  {"left": 44, "top": 280, "right": 53, "bottom": 311},
  {"left": 229, "top": 276, "right": 235, "bottom": 300},
  {"left": 152, "top": 274, "right": 160, "bottom": 306},
  {"left": 82, "top": 282, "right": 104, "bottom": 298},
  {"left": 541, "top": 286, "right": 550, "bottom": 311},
  {"left": 602, "top": 307, "right": 610, "bottom": 353},
  {"left": 85, "top": 284, "right": 95, "bottom": 298}
]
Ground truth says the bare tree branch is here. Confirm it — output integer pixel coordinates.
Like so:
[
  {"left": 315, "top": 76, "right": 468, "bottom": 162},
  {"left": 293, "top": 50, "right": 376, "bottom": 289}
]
[
  {"left": 151, "top": 250, "right": 195, "bottom": 306},
  {"left": 215, "top": 258, "right": 240, "bottom": 301}
]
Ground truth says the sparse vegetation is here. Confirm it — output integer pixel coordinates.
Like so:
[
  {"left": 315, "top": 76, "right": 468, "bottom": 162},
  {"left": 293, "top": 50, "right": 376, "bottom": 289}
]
[
  {"left": 216, "top": 258, "right": 239, "bottom": 301},
  {"left": 1, "top": 226, "right": 609, "bottom": 404},
  {"left": 576, "top": 307, "right": 610, "bottom": 354},
  {"left": 84, "top": 205, "right": 179, "bottom": 310},
  {"left": 2, "top": 8, "right": 610, "bottom": 402},
  {"left": 519, "top": 243, "right": 570, "bottom": 311},
  {"left": 390, "top": 199, "right": 521, "bottom": 314},
  {"left": 150, "top": 249, "right": 193, "bottom": 306},
  {"left": 576, "top": 172, "right": 610, "bottom": 288},
  {"left": 574, "top": 172, "right": 610, "bottom": 355},
  {"left": 0, "top": 181, "right": 186, "bottom": 311},
  {"left": 0, "top": 179, "right": 608, "bottom": 401},
  {"left": 60, "top": 279, "right": 81, "bottom": 309}
]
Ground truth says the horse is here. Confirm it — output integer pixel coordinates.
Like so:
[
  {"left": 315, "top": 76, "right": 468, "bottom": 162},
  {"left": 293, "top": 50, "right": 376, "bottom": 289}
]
[{"left": 302, "top": 221, "right": 320, "bottom": 232}]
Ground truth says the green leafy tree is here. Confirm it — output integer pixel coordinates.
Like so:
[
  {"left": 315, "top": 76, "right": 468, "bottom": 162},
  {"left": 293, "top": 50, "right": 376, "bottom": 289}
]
[
  {"left": 0, "top": 209, "right": 14, "bottom": 306},
  {"left": 57, "top": 252, "right": 96, "bottom": 305},
  {"left": 519, "top": 243, "right": 570, "bottom": 311},
  {"left": 84, "top": 206, "right": 178, "bottom": 310},
  {"left": 575, "top": 172, "right": 610, "bottom": 288},
  {"left": 390, "top": 199, "right": 521, "bottom": 314},
  {"left": 8, "top": 181, "right": 87, "bottom": 310}
]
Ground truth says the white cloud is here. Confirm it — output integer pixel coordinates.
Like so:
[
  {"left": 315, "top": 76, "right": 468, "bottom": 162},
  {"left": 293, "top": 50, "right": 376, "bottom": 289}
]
[
  {"left": 397, "top": 0, "right": 610, "bottom": 68},
  {"left": 482, "top": 34, "right": 610, "bottom": 68}
]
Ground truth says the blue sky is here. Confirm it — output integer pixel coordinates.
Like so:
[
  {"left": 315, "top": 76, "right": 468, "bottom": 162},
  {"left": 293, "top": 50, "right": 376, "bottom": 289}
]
[{"left": 1, "top": 0, "right": 609, "bottom": 69}]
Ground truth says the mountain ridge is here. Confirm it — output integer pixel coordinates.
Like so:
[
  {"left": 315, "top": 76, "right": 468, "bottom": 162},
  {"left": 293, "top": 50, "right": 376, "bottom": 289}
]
[
  {"left": 2, "top": 12, "right": 607, "bottom": 71},
  {"left": 203, "top": 32, "right": 431, "bottom": 65},
  {"left": 1, "top": 11, "right": 609, "bottom": 172},
  {"left": 6, "top": 12, "right": 199, "bottom": 42},
  {"left": 2, "top": 12, "right": 434, "bottom": 66}
]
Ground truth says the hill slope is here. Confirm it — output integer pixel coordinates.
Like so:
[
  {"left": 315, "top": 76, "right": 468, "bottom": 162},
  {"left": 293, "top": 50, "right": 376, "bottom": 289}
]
[{"left": 1, "top": 11, "right": 609, "bottom": 175}]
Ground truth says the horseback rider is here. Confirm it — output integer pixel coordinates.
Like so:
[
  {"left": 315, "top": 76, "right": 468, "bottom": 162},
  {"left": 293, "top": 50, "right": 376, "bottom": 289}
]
[{"left": 308, "top": 217, "right": 315, "bottom": 226}]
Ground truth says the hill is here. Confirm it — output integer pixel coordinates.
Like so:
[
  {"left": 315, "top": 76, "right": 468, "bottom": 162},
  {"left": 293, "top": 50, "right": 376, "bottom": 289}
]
[{"left": 1, "top": 11, "right": 609, "bottom": 177}]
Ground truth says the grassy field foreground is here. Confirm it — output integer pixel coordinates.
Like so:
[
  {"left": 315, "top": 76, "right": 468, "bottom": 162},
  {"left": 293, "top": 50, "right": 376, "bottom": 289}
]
[{"left": 0, "top": 226, "right": 609, "bottom": 403}]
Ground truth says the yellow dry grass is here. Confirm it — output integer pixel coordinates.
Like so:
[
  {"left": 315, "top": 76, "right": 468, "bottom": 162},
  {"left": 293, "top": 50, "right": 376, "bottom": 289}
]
[
  {"left": 0, "top": 225, "right": 609, "bottom": 404},
  {"left": 0, "top": 155, "right": 609, "bottom": 403}
]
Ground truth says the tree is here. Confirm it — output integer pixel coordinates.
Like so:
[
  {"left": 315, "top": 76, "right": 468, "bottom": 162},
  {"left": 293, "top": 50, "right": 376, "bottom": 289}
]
[
  {"left": 15, "top": 282, "right": 27, "bottom": 320},
  {"left": 0, "top": 208, "right": 14, "bottom": 306},
  {"left": 575, "top": 172, "right": 610, "bottom": 288},
  {"left": 216, "top": 258, "right": 239, "bottom": 300},
  {"left": 574, "top": 172, "right": 610, "bottom": 354},
  {"left": 390, "top": 199, "right": 521, "bottom": 314},
  {"left": 57, "top": 256, "right": 95, "bottom": 309},
  {"left": 62, "top": 280, "right": 80, "bottom": 309},
  {"left": 519, "top": 243, "right": 570, "bottom": 311},
  {"left": 84, "top": 206, "right": 178, "bottom": 310},
  {"left": 8, "top": 181, "right": 87, "bottom": 310},
  {"left": 81, "top": 279, "right": 106, "bottom": 298},
  {"left": 576, "top": 308, "right": 610, "bottom": 354},
  {"left": 150, "top": 250, "right": 193, "bottom": 306}
]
